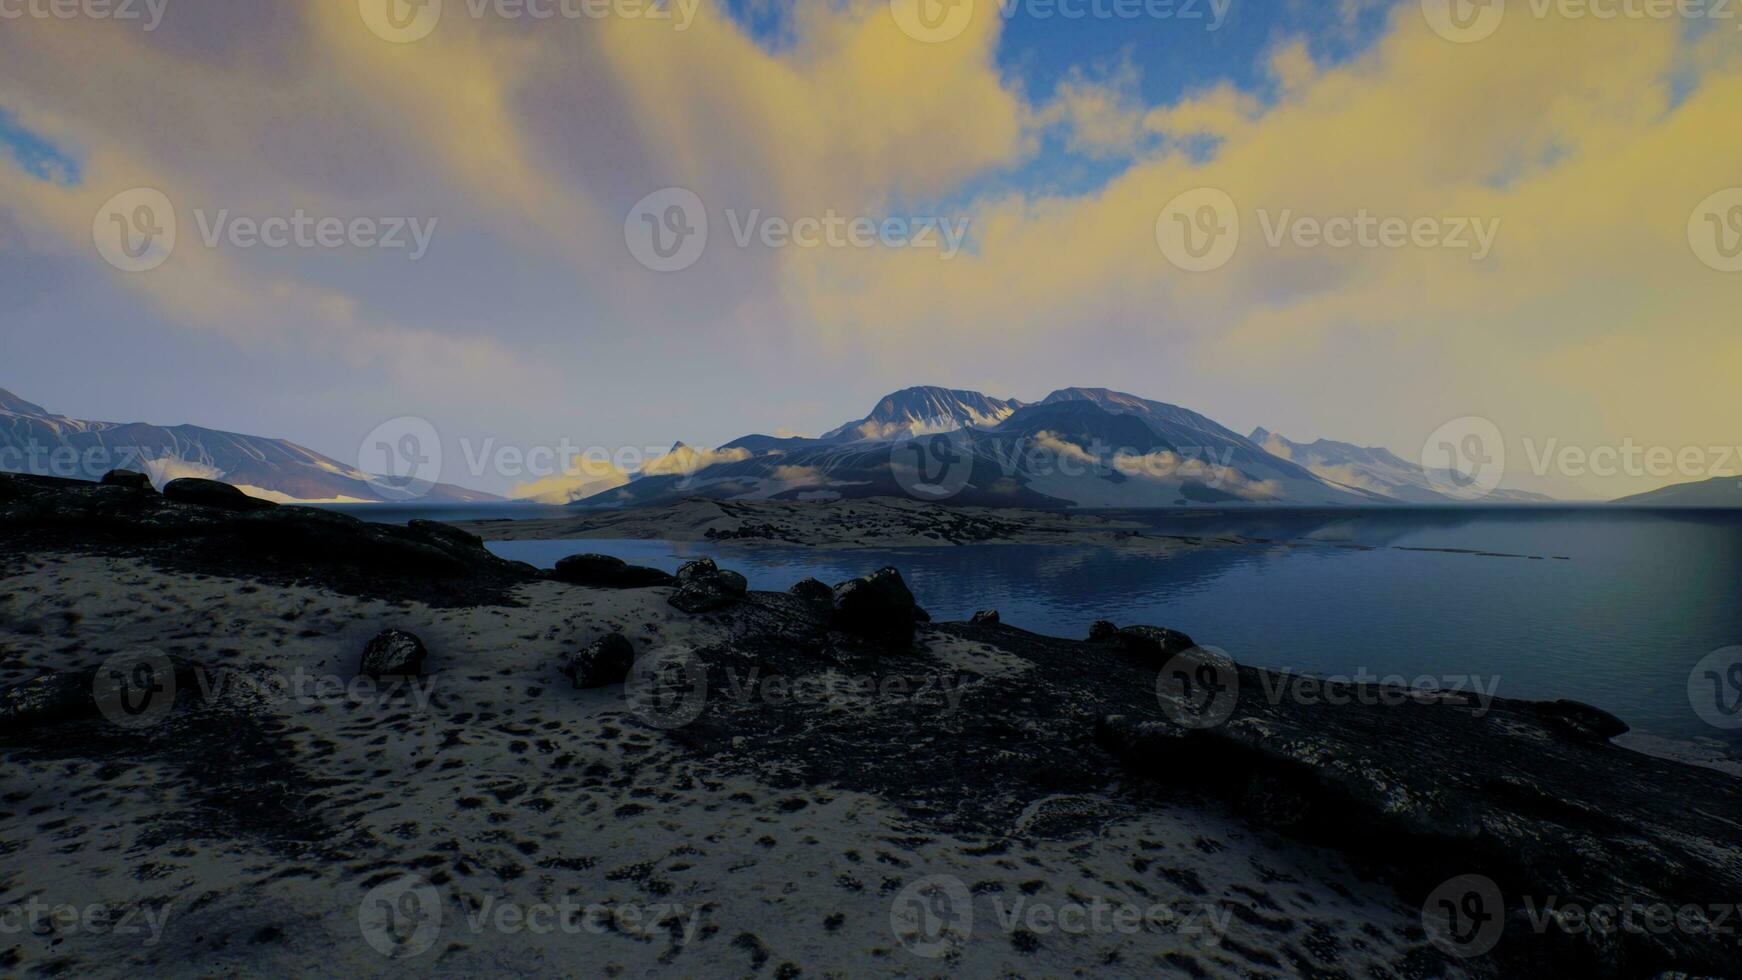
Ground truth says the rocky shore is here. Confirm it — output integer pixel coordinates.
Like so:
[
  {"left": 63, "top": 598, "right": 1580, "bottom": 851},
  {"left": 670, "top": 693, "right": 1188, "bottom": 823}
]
[
  {"left": 1, "top": 473, "right": 1737, "bottom": 977},
  {"left": 453, "top": 495, "right": 1193, "bottom": 550}
]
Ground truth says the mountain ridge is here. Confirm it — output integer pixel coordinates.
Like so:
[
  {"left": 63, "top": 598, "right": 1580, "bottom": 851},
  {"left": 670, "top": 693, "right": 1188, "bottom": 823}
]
[
  {"left": 1251, "top": 427, "right": 1554, "bottom": 504},
  {"left": 0, "top": 387, "right": 498, "bottom": 504},
  {"left": 1614, "top": 474, "right": 1742, "bottom": 507}
]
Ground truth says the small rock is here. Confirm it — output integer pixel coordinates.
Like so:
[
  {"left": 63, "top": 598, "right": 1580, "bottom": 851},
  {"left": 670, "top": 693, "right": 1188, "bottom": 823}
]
[
  {"left": 552, "top": 554, "right": 676, "bottom": 589},
  {"left": 713, "top": 569, "right": 748, "bottom": 596},
  {"left": 361, "top": 629, "right": 427, "bottom": 678},
  {"left": 789, "top": 578, "right": 833, "bottom": 607},
  {"left": 971, "top": 610, "right": 1001, "bottom": 625},
  {"left": 831, "top": 567, "right": 929, "bottom": 649},
  {"left": 162, "top": 478, "right": 275, "bottom": 511},
  {"left": 564, "top": 633, "right": 635, "bottom": 688},
  {"left": 1088, "top": 620, "right": 1119, "bottom": 643},
  {"left": 99, "top": 469, "right": 154, "bottom": 491},
  {"left": 1113, "top": 625, "right": 1196, "bottom": 659}
]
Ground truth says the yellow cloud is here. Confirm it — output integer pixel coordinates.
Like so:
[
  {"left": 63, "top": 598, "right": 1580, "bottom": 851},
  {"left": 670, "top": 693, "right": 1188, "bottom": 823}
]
[
  {"left": 641, "top": 444, "right": 753, "bottom": 478},
  {"left": 774, "top": 9, "right": 1742, "bottom": 497},
  {"left": 511, "top": 456, "right": 631, "bottom": 504}
]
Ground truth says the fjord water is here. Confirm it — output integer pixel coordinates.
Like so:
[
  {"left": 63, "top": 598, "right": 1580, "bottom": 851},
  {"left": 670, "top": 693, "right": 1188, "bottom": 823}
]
[{"left": 480, "top": 509, "right": 1742, "bottom": 743}]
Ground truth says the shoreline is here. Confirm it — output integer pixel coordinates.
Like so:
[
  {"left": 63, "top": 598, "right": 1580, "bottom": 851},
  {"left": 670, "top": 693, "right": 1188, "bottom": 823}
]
[{"left": 449, "top": 496, "right": 1585, "bottom": 559}]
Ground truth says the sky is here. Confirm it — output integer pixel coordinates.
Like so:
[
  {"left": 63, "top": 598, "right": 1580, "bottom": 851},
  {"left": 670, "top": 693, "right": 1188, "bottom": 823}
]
[{"left": 1, "top": 0, "right": 1738, "bottom": 499}]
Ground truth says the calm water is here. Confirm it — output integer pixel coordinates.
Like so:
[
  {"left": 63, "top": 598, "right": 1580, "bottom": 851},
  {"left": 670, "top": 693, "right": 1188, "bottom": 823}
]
[{"left": 479, "top": 509, "right": 1742, "bottom": 742}]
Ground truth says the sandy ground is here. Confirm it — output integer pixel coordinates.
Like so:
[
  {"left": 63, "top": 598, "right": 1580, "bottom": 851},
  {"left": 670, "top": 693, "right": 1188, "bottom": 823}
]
[{"left": 0, "top": 551, "right": 1463, "bottom": 978}]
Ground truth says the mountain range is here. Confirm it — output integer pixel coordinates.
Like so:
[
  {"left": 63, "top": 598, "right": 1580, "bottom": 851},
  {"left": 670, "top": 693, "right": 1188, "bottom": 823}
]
[
  {"left": 10, "top": 383, "right": 1732, "bottom": 508},
  {"left": 568, "top": 386, "right": 1557, "bottom": 510},
  {"left": 0, "top": 387, "right": 495, "bottom": 503}
]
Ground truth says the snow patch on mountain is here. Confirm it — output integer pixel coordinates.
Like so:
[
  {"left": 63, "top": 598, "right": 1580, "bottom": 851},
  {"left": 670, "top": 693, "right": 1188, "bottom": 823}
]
[{"left": 822, "top": 386, "right": 1022, "bottom": 442}]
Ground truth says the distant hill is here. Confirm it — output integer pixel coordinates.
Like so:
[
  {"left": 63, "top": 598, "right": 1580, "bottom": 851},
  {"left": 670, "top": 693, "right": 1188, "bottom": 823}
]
[
  {"left": 1251, "top": 428, "right": 1554, "bottom": 505},
  {"left": 0, "top": 387, "right": 497, "bottom": 504},
  {"left": 1615, "top": 476, "right": 1742, "bottom": 507}
]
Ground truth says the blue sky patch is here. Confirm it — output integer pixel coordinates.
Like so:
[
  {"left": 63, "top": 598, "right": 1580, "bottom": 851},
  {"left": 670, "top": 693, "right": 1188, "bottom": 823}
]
[{"left": 0, "top": 109, "right": 81, "bottom": 186}]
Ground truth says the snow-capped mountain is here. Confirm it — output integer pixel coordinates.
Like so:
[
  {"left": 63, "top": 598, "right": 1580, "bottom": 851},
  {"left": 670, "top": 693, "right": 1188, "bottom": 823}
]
[
  {"left": 575, "top": 387, "right": 1400, "bottom": 509},
  {"left": 1251, "top": 428, "right": 1553, "bottom": 504},
  {"left": 0, "top": 388, "right": 497, "bottom": 504},
  {"left": 821, "top": 386, "right": 1023, "bottom": 442},
  {"left": 572, "top": 386, "right": 1572, "bottom": 509}
]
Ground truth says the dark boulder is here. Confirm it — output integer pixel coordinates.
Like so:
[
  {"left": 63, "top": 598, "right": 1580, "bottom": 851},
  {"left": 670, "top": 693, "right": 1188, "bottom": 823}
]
[
  {"left": 1087, "top": 620, "right": 1118, "bottom": 643},
  {"left": 669, "top": 578, "right": 739, "bottom": 614},
  {"left": 830, "top": 567, "right": 929, "bottom": 649},
  {"left": 100, "top": 470, "right": 154, "bottom": 491},
  {"left": 789, "top": 578, "right": 833, "bottom": 607},
  {"left": 361, "top": 629, "right": 428, "bottom": 678},
  {"left": 1531, "top": 699, "right": 1629, "bottom": 741},
  {"left": 0, "top": 671, "right": 101, "bottom": 732},
  {"left": 676, "top": 558, "right": 718, "bottom": 582},
  {"left": 2, "top": 658, "right": 205, "bottom": 732},
  {"left": 1112, "top": 625, "right": 1196, "bottom": 660},
  {"left": 162, "top": 478, "right": 275, "bottom": 511},
  {"left": 563, "top": 633, "right": 635, "bottom": 688},
  {"left": 552, "top": 554, "right": 676, "bottom": 589},
  {"left": 971, "top": 610, "right": 1001, "bottom": 625},
  {"left": 677, "top": 558, "right": 746, "bottom": 594},
  {"left": 666, "top": 558, "right": 747, "bottom": 613}
]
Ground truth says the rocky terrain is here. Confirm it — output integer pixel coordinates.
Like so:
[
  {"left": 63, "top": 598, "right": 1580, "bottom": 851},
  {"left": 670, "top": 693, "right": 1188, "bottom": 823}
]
[
  {"left": 1, "top": 472, "right": 1737, "bottom": 977},
  {"left": 456, "top": 496, "right": 1580, "bottom": 565}
]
